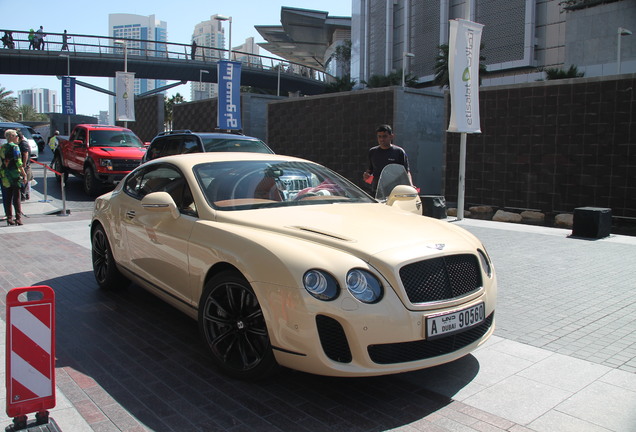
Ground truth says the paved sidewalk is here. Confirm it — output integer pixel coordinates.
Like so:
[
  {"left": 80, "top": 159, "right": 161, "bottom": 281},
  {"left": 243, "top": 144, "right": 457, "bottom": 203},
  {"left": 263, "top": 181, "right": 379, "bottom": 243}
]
[{"left": 0, "top": 201, "right": 634, "bottom": 431}]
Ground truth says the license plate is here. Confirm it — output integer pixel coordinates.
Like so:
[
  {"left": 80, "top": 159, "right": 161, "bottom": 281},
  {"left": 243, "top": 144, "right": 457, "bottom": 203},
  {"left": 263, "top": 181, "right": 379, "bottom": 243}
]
[{"left": 426, "top": 303, "right": 485, "bottom": 340}]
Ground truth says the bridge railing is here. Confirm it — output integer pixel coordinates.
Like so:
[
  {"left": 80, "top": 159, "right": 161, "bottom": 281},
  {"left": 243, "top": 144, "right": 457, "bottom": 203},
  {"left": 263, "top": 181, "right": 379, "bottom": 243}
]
[{"left": 0, "top": 29, "right": 332, "bottom": 83}]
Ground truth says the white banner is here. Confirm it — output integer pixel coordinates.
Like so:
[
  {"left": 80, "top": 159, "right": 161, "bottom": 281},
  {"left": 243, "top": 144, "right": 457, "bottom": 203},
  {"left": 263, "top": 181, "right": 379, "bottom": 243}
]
[
  {"left": 448, "top": 19, "right": 484, "bottom": 134},
  {"left": 116, "top": 71, "right": 135, "bottom": 122}
]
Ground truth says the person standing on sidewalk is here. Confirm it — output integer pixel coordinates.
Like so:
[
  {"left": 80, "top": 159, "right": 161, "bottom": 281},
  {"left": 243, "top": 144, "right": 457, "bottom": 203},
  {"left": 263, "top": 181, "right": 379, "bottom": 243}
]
[
  {"left": 1, "top": 129, "right": 27, "bottom": 225},
  {"left": 17, "top": 129, "right": 32, "bottom": 201},
  {"left": 362, "top": 124, "right": 411, "bottom": 195}
]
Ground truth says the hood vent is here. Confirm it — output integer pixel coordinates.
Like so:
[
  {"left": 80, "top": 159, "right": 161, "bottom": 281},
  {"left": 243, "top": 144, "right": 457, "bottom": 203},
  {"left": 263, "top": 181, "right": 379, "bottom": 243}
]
[{"left": 291, "top": 226, "right": 354, "bottom": 242}]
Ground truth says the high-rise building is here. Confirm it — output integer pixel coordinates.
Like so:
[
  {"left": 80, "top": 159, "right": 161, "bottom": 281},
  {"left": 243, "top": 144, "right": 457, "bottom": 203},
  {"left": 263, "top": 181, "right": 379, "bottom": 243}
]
[
  {"left": 351, "top": 0, "right": 636, "bottom": 88},
  {"left": 18, "top": 88, "right": 58, "bottom": 113},
  {"left": 108, "top": 13, "right": 168, "bottom": 117},
  {"left": 191, "top": 15, "right": 226, "bottom": 101}
]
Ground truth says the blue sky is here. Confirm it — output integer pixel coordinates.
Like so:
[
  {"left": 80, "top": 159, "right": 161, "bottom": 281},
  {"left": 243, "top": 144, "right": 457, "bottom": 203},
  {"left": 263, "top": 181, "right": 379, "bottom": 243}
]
[{"left": 0, "top": 0, "right": 352, "bottom": 117}]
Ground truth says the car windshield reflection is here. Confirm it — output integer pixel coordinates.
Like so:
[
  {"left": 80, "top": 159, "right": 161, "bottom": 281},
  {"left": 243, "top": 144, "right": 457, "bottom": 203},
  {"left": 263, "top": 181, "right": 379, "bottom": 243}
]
[{"left": 194, "top": 160, "right": 374, "bottom": 210}]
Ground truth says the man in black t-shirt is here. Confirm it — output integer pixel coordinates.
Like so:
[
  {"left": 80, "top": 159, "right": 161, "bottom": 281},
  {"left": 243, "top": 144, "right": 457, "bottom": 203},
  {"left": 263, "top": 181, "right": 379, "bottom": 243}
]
[{"left": 363, "top": 124, "right": 411, "bottom": 194}]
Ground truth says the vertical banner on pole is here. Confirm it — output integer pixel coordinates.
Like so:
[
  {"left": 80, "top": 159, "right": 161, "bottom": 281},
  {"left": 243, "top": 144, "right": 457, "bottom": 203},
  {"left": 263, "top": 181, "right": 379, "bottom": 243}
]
[
  {"left": 217, "top": 60, "right": 242, "bottom": 130},
  {"left": 116, "top": 71, "right": 135, "bottom": 122},
  {"left": 6, "top": 286, "right": 56, "bottom": 418},
  {"left": 447, "top": 19, "right": 483, "bottom": 133},
  {"left": 61, "top": 77, "right": 76, "bottom": 115}
]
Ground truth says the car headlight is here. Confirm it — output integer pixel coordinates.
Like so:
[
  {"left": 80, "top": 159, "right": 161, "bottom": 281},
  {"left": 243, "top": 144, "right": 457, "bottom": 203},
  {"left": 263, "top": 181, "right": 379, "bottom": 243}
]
[
  {"left": 346, "top": 269, "right": 383, "bottom": 303},
  {"left": 303, "top": 270, "right": 339, "bottom": 301},
  {"left": 99, "top": 159, "right": 113, "bottom": 170},
  {"left": 478, "top": 249, "right": 493, "bottom": 278}
]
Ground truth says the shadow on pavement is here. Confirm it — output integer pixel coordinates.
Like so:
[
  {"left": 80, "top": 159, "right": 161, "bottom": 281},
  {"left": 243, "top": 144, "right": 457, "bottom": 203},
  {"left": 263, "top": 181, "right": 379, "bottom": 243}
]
[{"left": 35, "top": 267, "right": 480, "bottom": 431}]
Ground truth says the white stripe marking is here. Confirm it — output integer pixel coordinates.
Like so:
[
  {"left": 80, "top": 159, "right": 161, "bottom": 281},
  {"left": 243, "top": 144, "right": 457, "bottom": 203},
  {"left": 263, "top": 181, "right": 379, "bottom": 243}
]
[
  {"left": 10, "top": 352, "right": 52, "bottom": 398},
  {"left": 12, "top": 306, "right": 51, "bottom": 353}
]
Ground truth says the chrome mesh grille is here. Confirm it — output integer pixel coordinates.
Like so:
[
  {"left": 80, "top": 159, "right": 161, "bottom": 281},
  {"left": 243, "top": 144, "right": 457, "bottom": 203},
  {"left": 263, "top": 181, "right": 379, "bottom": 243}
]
[{"left": 399, "top": 254, "right": 482, "bottom": 304}]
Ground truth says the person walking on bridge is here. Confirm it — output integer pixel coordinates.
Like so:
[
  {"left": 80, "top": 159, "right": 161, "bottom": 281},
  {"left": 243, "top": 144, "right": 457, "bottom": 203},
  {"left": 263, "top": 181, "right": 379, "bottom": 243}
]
[
  {"left": 28, "top": 29, "right": 35, "bottom": 49},
  {"left": 61, "top": 30, "right": 70, "bottom": 51},
  {"left": 35, "top": 26, "right": 46, "bottom": 50}
]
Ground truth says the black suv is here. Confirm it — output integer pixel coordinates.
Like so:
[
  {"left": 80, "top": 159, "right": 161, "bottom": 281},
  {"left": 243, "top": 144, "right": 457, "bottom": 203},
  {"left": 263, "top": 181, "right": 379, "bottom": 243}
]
[{"left": 142, "top": 130, "right": 274, "bottom": 163}]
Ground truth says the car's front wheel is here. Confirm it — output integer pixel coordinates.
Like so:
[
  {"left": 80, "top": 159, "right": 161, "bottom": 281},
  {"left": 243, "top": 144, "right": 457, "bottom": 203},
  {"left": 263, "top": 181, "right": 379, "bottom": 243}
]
[
  {"left": 91, "top": 224, "right": 127, "bottom": 290},
  {"left": 199, "top": 271, "right": 278, "bottom": 380}
]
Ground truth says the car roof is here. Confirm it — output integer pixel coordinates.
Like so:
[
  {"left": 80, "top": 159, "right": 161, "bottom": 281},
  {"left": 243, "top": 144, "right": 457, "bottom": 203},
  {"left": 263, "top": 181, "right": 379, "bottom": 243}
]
[
  {"left": 79, "top": 124, "right": 132, "bottom": 131},
  {"left": 152, "top": 131, "right": 263, "bottom": 141},
  {"left": 145, "top": 152, "right": 307, "bottom": 168},
  {"left": 0, "top": 121, "right": 28, "bottom": 127}
]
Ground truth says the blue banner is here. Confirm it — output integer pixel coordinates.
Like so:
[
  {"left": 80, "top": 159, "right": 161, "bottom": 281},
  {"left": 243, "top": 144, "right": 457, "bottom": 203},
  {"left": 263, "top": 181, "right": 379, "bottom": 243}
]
[
  {"left": 62, "top": 77, "right": 76, "bottom": 115},
  {"left": 217, "top": 60, "right": 242, "bottom": 130}
]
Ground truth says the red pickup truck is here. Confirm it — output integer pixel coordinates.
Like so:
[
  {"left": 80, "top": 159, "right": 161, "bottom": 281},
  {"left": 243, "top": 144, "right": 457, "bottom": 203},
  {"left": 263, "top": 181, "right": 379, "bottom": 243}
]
[{"left": 52, "top": 124, "right": 146, "bottom": 196}]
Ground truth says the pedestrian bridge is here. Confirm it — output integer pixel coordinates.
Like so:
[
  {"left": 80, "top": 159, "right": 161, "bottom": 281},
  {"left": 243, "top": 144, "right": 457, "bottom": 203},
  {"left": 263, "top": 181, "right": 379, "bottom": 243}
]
[{"left": 0, "top": 29, "right": 330, "bottom": 96}]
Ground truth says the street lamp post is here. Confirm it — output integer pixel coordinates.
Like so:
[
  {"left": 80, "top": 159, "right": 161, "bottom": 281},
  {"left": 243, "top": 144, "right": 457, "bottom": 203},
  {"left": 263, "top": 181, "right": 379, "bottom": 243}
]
[
  {"left": 618, "top": 27, "right": 632, "bottom": 74},
  {"left": 114, "top": 40, "right": 129, "bottom": 127},
  {"left": 199, "top": 69, "right": 210, "bottom": 100},
  {"left": 214, "top": 15, "right": 233, "bottom": 60},
  {"left": 402, "top": 52, "right": 415, "bottom": 88}
]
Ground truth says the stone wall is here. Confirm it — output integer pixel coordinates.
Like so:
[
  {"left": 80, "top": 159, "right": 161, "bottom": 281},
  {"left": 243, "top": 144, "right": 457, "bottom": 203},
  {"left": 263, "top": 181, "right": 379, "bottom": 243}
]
[{"left": 445, "top": 74, "right": 636, "bottom": 219}]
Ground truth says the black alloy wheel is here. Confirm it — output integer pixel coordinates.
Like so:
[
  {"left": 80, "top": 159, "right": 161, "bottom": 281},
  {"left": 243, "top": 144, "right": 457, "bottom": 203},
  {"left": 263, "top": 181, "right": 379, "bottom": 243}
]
[
  {"left": 91, "top": 224, "right": 127, "bottom": 290},
  {"left": 199, "top": 271, "right": 277, "bottom": 379}
]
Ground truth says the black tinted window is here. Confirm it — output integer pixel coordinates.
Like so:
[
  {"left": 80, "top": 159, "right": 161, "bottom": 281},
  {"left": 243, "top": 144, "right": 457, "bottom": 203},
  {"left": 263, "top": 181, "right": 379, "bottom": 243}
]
[{"left": 201, "top": 137, "right": 273, "bottom": 154}]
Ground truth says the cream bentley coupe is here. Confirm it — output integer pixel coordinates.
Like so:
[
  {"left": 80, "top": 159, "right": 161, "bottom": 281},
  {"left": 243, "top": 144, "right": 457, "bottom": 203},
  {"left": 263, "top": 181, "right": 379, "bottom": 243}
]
[{"left": 91, "top": 153, "right": 496, "bottom": 379}]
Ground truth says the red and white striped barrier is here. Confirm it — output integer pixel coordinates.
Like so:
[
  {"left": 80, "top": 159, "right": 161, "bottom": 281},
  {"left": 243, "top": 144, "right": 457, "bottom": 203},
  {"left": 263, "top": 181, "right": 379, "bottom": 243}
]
[{"left": 5, "top": 286, "right": 56, "bottom": 421}]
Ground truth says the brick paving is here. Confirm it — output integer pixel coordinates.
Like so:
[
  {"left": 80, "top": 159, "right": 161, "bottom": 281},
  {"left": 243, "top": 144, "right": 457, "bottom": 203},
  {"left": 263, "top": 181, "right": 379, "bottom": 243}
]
[
  {"left": 0, "top": 225, "right": 530, "bottom": 432},
  {"left": 465, "top": 225, "right": 636, "bottom": 374}
]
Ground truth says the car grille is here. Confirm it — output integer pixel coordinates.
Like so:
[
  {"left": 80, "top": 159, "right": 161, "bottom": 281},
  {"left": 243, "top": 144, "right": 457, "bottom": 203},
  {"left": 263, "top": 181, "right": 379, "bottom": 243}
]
[
  {"left": 367, "top": 313, "right": 494, "bottom": 364},
  {"left": 111, "top": 159, "right": 142, "bottom": 171},
  {"left": 399, "top": 254, "right": 482, "bottom": 304},
  {"left": 316, "top": 315, "right": 352, "bottom": 363}
]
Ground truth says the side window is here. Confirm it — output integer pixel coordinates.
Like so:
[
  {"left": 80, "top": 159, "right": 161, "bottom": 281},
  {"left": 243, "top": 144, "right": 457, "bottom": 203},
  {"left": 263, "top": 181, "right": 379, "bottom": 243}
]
[
  {"left": 148, "top": 139, "right": 166, "bottom": 161},
  {"left": 182, "top": 138, "right": 201, "bottom": 154},
  {"left": 123, "top": 168, "right": 146, "bottom": 199},
  {"left": 126, "top": 164, "right": 197, "bottom": 216},
  {"left": 76, "top": 128, "right": 86, "bottom": 144}
]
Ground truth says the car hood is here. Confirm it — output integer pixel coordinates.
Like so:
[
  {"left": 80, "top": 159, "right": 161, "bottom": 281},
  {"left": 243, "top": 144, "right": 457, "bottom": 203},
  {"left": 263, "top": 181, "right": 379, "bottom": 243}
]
[
  {"left": 91, "top": 147, "right": 146, "bottom": 157},
  {"left": 214, "top": 203, "right": 480, "bottom": 260}
]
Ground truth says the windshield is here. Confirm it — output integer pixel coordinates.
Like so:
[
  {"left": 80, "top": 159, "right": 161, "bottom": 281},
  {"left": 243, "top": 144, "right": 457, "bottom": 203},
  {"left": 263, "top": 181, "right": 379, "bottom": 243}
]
[
  {"left": 89, "top": 130, "right": 144, "bottom": 148},
  {"left": 194, "top": 160, "right": 374, "bottom": 210},
  {"left": 201, "top": 137, "right": 274, "bottom": 154}
]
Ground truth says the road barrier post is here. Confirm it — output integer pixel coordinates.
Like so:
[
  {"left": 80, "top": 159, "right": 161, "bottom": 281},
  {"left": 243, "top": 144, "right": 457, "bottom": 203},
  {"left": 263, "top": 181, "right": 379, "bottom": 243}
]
[{"left": 5, "top": 286, "right": 57, "bottom": 429}]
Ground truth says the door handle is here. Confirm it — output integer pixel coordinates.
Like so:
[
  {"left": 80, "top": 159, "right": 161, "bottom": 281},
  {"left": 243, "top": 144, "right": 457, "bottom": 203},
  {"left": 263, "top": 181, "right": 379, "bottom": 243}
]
[{"left": 126, "top": 210, "right": 136, "bottom": 219}]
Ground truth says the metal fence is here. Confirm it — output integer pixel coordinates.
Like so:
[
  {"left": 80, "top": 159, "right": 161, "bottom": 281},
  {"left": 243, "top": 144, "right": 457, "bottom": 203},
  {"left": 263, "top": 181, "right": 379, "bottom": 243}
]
[{"left": 0, "top": 29, "right": 330, "bottom": 82}]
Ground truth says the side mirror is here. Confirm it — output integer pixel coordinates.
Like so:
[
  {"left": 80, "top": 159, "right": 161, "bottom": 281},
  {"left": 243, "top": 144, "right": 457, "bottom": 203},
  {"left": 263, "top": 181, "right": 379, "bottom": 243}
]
[
  {"left": 385, "top": 185, "right": 422, "bottom": 215},
  {"left": 141, "top": 191, "right": 180, "bottom": 219},
  {"left": 72, "top": 139, "right": 85, "bottom": 147}
]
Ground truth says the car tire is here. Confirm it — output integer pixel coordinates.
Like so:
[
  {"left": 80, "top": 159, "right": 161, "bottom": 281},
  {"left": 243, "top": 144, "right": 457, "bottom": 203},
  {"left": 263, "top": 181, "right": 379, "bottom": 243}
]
[
  {"left": 84, "top": 165, "right": 102, "bottom": 197},
  {"left": 198, "top": 271, "right": 278, "bottom": 380},
  {"left": 52, "top": 154, "right": 68, "bottom": 183},
  {"left": 91, "top": 224, "right": 128, "bottom": 290}
]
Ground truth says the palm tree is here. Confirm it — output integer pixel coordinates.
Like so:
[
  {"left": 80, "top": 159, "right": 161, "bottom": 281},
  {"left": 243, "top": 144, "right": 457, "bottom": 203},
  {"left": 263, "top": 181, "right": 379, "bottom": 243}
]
[
  {"left": 433, "top": 43, "right": 487, "bottom": 89},
  {"left": 0, "top": 87, "right": 19, "bottom": 121},
  {"left": 164, "top": 93, "right": 185, "bottom": 131},
  {"left": 544, "top": 65, "right": 584, "bottom": 80},
  {"left": 324, "top": 74, "right": 356, "bottom": 93},
  {"left": 18, "top": 104, "right": 48, "bottom": 122}
]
